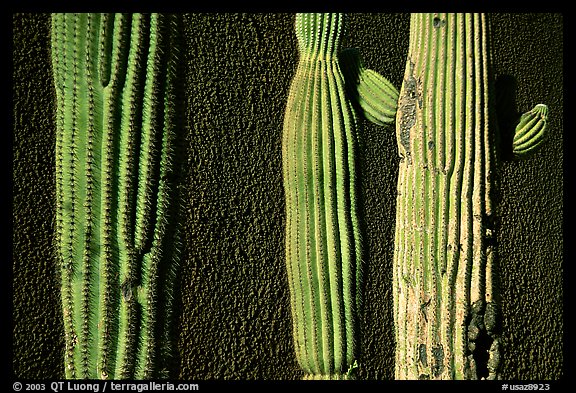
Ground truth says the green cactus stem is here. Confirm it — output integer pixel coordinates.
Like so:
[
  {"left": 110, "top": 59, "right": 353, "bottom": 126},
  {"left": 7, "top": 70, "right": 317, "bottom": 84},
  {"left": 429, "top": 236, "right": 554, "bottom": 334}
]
[
  {"left": 391, "top": 13, "right": 548, "bottom": 380},
  {"left": 281, "top": 13, "right": 397, "bottom": 380},
  {"left": 51, "top": 13, "right": 182, "bottom": 379}
]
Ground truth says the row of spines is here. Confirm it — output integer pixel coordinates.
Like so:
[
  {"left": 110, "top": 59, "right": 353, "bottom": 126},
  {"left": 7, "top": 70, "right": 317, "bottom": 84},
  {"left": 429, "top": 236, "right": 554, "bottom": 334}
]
[{"left": 51, "top": 13, "right": 182, "bottom": 379}]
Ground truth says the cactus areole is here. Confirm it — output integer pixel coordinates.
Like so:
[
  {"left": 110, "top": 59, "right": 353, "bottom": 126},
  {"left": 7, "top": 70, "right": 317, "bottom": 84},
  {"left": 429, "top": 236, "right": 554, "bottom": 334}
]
[
  {"left": 392, "top": 13, "right": 547, "bottom": 380},
  {"left": 51, "top": 13, "right": 182, "bottom": 379}
]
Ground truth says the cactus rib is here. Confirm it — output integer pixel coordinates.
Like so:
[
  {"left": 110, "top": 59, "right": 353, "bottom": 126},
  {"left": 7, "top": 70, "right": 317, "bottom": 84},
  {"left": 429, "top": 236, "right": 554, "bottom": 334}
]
[{"left": 339, "top": 48, "right": 399, "bottom": 127}]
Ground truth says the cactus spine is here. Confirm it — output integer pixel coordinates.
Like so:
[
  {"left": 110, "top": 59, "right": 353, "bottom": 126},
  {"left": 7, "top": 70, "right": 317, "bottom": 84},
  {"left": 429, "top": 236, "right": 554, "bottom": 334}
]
[
  {"left": 282, "top": 13, "right": 397, "bottom": 379},
  {"left": 392, "top": 13, "right": 548, "bottom": 380},
  {"left": 51, "top": 13, "right": 182, "bottom": 379}
]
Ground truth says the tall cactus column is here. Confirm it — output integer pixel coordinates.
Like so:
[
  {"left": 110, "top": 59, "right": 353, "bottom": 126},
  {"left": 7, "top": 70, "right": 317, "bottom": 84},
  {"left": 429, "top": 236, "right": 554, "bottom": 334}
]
[
  {"left": 282, "top": 13, "right": 398, "bottom": 379},
  {"left": 392, "top": 13, "right": 547, "bottom": 380},
  {"left": 51, "top": 13, "right": 182, "bottom": 379}
]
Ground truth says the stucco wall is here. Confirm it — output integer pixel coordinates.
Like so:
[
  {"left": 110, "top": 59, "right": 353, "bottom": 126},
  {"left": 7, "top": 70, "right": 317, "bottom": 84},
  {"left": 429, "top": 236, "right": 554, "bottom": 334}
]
[{"left": 12, "top": 13, "right": 562, "bottom": 380}]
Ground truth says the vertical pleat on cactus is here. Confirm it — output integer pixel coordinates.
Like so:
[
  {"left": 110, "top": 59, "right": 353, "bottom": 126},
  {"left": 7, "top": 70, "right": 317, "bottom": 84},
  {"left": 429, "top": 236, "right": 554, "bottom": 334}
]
[
  {"left": 392, "top": 13, "right": 547, "bottom": 380},
  {"left": 51, "top": 13, "right": 182, "bottom": 379},
  {"left": 282, "top": 13, "right": 398, "bottom": 379}
]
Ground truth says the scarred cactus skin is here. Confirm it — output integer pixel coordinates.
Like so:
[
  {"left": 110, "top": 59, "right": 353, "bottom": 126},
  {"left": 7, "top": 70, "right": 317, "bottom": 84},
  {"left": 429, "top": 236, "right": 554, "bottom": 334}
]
[
  {"left": 51, "top": 13, "right": 182, "bottom": 379},
  {"left": 391, "top": 13, "right": 548, "bottom": 380},
  {"left": 281, "top": 13, "right": 397, "bottom": 379}
]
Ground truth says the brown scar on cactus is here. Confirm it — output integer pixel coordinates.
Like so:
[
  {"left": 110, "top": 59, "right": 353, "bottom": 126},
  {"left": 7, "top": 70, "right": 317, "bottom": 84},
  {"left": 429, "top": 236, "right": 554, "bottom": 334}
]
[{"left": 350, "top": 13, "right": 548, "bottom": 380}]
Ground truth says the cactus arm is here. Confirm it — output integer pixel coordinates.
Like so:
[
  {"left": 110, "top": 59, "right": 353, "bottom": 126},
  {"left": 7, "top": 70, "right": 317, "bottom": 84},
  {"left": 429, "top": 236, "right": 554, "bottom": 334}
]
[
  {"left": 51, "top": 13, "right": 181, "bottom": 379},
  {"left": 512, "top": 104, "right": 548, "bottom": 158},
  {"left": 494, "top": 74, "right": 548, "bottom": 161},
  {"left": 339, "top": 48, "right": 399, "bottom": 126}
]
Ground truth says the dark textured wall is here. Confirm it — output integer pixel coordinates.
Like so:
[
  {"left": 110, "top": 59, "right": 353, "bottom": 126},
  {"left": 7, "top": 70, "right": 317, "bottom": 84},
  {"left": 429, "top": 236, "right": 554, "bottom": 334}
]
[
  {"left": 12, "top": 13, "right": 562, "bottom": 380},
  {"left": 489, "top": 14, "right": 563, "bottom": 380},
  {"left": 13, "top": 13, "right": 64, "bottom": 379}
]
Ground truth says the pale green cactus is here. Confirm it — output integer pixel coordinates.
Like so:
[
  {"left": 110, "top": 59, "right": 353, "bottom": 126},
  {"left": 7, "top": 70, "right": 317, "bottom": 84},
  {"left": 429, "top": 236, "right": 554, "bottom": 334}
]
[
  {"left": 281, "top": 13, "right": 398, "bottom": 380},
  {"left": 51, "top": 13, "right": 182, "bottom": 379},
  {"left": 388, "top": 13, "right": 548, "bottom": 380}
]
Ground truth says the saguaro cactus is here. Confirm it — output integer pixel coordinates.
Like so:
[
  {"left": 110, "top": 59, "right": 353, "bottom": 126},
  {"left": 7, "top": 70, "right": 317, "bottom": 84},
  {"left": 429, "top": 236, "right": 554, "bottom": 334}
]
[
  {"left": 391, "top": 13, "right": 548, "bottom": 380},
  {"left": 281, "top": 13, "right": 398, "bottom": 379},
  {"left": 51, "top": 13, "right": 182, "bottom": 379}
]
